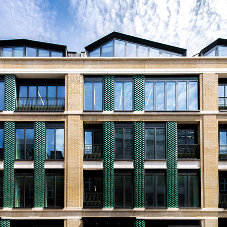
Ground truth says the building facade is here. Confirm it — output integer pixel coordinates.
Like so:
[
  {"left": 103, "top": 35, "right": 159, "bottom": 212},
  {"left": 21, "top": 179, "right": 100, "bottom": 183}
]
[{"left": 0, "top": 33, "right": 226, "bottom": 227}]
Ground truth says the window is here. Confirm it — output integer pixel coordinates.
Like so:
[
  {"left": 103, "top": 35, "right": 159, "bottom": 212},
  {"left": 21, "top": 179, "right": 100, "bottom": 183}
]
[
  {"left": 219, "top": 172, "right": 227, "bottom": 208},
  {"left": 0, "top": 123, "right": 3, "bottom": 160},
  {"left": 0, "top": 78, "right": 4, "bottom": 110},
  {"left": 46, "top": 123, "right": 64, "bottom": 160},
  {"left": 204, "top": 45, "right": 227, "bottom": 57},
  {"left": 145, "top": 170, "right": 166, "bottom": 207},
  {"left": 16, "top": 123, "right": 34, "bottom": 160},
  {"left": 219, "top": 83, "right": 227, "bottom": 110},
  {"left": 102, "top": 40, "right": 113, "bottom": 57},
  {"left": 84, "top": 78, "right": 102, "bottom": 111},
  {"left": 145, "top": 77, "right": 198, "bottom": 111},
  {"left": 219, "top": 125, "right": 227, "bottom": 159},
  {"left": 115, "top": 123, "right": 133, "bottom": 160},
  {"left": 178, "top": 170, "right": 199, "bottom": 207},
  {"left": 45, "top": 170, "right": 64, "bottom": 208},
  {"left": 115, "top": 170, "right": 133, "bottom": 208},
  {"left": 84, "top": 125, "right": 103, "bottom": 159},
  {"left": 145, "top": 123, "right": 165, "bottom": 159},
  {"left": 0, "top": 172, "right": 3, "bottom": 207},
  {"left": 115, "top": 78, "right": 133, "bottom": 111},
  {"left": 15, "top": 170, "right": 34, "bottom": 208}
]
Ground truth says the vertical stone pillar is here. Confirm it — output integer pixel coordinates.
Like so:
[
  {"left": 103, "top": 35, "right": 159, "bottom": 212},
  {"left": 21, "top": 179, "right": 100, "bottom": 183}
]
[{"left": 64, "top": 219, "right": 83, "bottom": 227}]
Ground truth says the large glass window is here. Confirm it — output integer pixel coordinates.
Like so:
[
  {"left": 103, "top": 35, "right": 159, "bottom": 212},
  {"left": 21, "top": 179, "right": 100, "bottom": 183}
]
[
  {"left": 145, "top": 123, "right": 165, "bottom": 159},
  {"left": 145, "top": 78, "right": 198, "bottom": 111},
  {"left": 145, "top": 170, "right": 166, "bottom": 207},
  {"left": 102, "top": 40, "right": 113, "bottom": 57},
  {"left": 15, "top": 171, "right": 34, "bottom": 208},
  {"left": 178, "top": 170, "right": 199, "bottom": 207},
  {"left": 26, "top": 47, "right": 37, "bottom": 57},
  {"left": 115, "top": 123, "right": 133, "bottom": 160},
  {"left": 3, "top": 47, "right": 12, "bottom": 57},
  {"left": 0, "top": 80, "right": 4, "bottom": 111},
  {"left": 219, "top": 125, "right": 227, "bottom": 159},
  {"left": 45, "top": 170, "right": 64, "bottom": 208},
  {"left": 0, "top": 127, "right": 3, "bottom": 160},
  {"left": 46, "top": 123, "right": 64, "bottom": 160},
  {"left": 218, "top": 83, "right": 227, "bottom": 110},
  {"left": 16, "top": 123, "right": 34, "bottom": 160},
  {"left": 115, "top": 171, "right": 133, "bottom": 208},
  {"left": 14, "top": 47, "right": 24, "bottom": 57},
  {"left": 90, "top": 48, "right": 100, "bottom": 57},
  {"left": 127, "top": 42, "right": 137, "bottom": 57},
  {"left": 84, "top": 78, "right": 102, "bottom": 111},
  {"left": 115, "top": 39, "right": 125, "bottom": 57},
  {"left": 115, "top": 78, "right": 133, "bottom": 111},
  {"left": 0, "top": 172, "right": 3, "bottom": 207}
]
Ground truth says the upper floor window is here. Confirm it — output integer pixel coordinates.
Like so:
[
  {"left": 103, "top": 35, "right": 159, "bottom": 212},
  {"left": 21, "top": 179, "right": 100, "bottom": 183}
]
[
  {"left": 0, "top": 124, "right": 3, "bottom": 160},
  {"left": 115, "top": 123, "right": 133, "bottom": 160},
  {"left": 204, "top": 45, "right": 227, "bottom": 57},
  {"left": 84, "top": 78, "right": 102, "bottom": 111},
  {"left": 16, "top": 123, "right": 34, "bottom": 160},
  {"left": 219, "top": 83, "right": 227, "bottom": 110},
  {"left": 145, "top": 123, "right": 165, "bottom": 160},
  {"left": 0, "top": 172, "right": 2, "bottom": 207},
  {"left": 0, "top": 78, "right": 4, "bottom": 111},
  {"left": 115, "top": 78, "right": 133, "bottom": 111},
  {"left": 46, "top": 123, "right": 64, "bottom": 160},
  {"left": 219, "top": 125, "right": 227, "bottom": 160},
  {"left": 145, "top": 77, "right": 198, "bottom": 111},
  {"left": 219, "top": 171, "right": 227, "bottom": 208}
]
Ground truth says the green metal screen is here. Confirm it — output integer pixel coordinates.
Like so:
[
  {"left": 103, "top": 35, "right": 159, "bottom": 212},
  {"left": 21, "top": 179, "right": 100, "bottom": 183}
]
[
  {"left": 3, "top": 122, "right": 15, "bottom": 208},
  {"left": 134, "top": 220, "right": 145, "bottom": 227},
  {"left": 1, "top": 220, "right": 10, "bottom": 227},
  {"left": 34, "top": 121, "right": 45, "bottom": 208},
  {"left": 166, "top": 121, "right": 178, "bottom": 208},
  {"left": 134, "top": 75, "right": 145, "bottom": 111},
  {"left": 103, "top": 121, "right": 114, "bottom": 208},
  {"left": 134, "top": 121, "right": 145, "bottom": 208},
  {"left": 103, "top": 76, "right": 114, "bottom": 111},
  {"left": 4, "top": 75, "right": 16, "bottom": 111}
]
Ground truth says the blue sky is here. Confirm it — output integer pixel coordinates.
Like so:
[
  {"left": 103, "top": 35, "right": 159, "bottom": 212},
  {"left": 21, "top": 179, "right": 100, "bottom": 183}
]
[{"left": 0, "top": 0, "right": 227, "bottom": 56}]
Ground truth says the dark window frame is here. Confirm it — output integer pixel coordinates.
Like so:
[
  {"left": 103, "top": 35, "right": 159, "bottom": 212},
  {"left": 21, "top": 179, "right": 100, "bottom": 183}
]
[{"left": 0, "top": 171, "right": 3, "bottom": 207}]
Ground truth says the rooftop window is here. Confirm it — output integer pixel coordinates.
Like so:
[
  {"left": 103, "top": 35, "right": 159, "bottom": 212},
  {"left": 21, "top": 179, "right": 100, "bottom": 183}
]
[{"left": 204, "top": 45, "right": 227, "bottom": 57}]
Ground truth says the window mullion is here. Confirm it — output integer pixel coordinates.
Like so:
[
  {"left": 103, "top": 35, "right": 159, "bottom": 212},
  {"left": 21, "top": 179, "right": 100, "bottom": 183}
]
[
  {"left": 188, "top": 175, "right": 190, "bottom": 207},
  {"left": 123, "top": 128, "right": 125, "bottom": 159}
]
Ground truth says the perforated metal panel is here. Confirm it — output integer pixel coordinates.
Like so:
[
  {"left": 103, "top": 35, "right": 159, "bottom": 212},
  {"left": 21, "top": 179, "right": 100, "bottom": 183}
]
[
  {"left": 134, "top": 219, "right": 145, "bottom": 227},
  {"left": 166, "top": 121, "right": 178, "bottom": 208},
  {"left": 1, "top": 220, "right": 10, "bottom": 227},
  {"left": 134, "top": 121, "right": 145, "bottom": 208},
  {"left": 3, "top": 122, "right": 15, "bottom": 208},
  {"left": 103, "top": 121, "right": 114, "bottom": 208},
  {"left": 34, "top": 121, "right": 45, "bottom": 208},
  {"left": 103, "top": 76, "right": 114, "bottom": 111},
  {"left": 134, "top": 75, "right": 145, "bottom": 111},
  {"left": 4, "top": 75, "right": 16, "bottom": 111}
]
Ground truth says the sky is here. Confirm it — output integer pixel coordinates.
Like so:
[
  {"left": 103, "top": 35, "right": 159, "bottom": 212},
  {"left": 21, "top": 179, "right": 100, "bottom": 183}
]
[{"left": 0, "top": 0, "right": 227, "bottom": 56}]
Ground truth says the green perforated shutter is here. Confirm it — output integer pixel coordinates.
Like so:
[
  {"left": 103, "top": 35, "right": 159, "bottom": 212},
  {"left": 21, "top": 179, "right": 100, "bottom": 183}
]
[
  {"left": 103, "top": 121, "right": 114, "bottom": 208},
  {"left": 4, "top": 75, "right": 16, "bottom": 111},
  {"left": 134, "top": 219, "right": 145, "bottom": 227},
  {"left": 1, "top": 220, "right": 10, "bottom": 227},
  {"left": 134, "top": 75, "right": 145, "bottom": 111},
  {"left": 34, "top": 121, "right": 45, "bottom": 208},
  {"left": 103, "top": 76, "right": 114, "bottom": 111}
]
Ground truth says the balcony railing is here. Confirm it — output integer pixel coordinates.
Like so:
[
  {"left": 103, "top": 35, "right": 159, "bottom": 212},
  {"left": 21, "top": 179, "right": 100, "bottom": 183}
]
[
  {"left": 16, "top": 98, "right": 65, "bottom": 111},
  {"left": 219, "top": 145, "right": 227, "bottom": 160},
  {"left": 83, "top": 192, "right": 103, "bottom": 208},
  {"left": 219, "top": 194, "right": 227, "bottom": 208},
  {"left": 178, "top": 144, "right": 200, "bottom": 159},
  {"left": 219, "top": 97, "right": 227, "bottom": 110},
  {"left": 84, "top": 144, "right": 103, "bottom": 159}
]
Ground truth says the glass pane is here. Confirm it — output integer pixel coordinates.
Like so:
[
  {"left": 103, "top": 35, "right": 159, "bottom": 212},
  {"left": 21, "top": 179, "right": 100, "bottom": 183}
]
[
  {"left": 177, "top": 130, "right": 186, "bottom": 144},
  {"left": 138, "top": 45, "right": 148, "bottom": 57},
  {"left": 115, "top": 175, "right": 123, "bottom": 207},
  {"left": 15, "top": 176, "right": 24, "bottom": 207},
  {"left": 51, "top": 51, "right": 63, "bottom": 57},
  {"left": 189, "top": 175, "right": 199, "bottom": 207},
  {"left": 25, "top": 176, "right": 33, "bottom": 207},
  {"left": 84, "top": 82, "right": 93, "bottom": 110},
  {"left": 46, "top": 176, "right": 54, "bottom": 207},
  {"left": 19, "top": 86, "right": 27, "bottom": 97},
  {"left": 124, "top": 82, "right": 132, "bottom": 110},
  {"left": 90, "top": 48, "right": 100, "bottom": 57},
  {"left": 94, "top": 131, "right": 103, "bottom": 145},
  {"left": 186, "top": 130, "right": 194, "bottom": 144},
  {"left": 115, "top": 128, "right": 123, "bottom": 159},
  {"left": 145, "top": 82, "right": 154, "bottom": 111},
  {"left": 178, "top": 82, "right": 187, "bottom": 110},
  {"left": 38, "top": 86, "right": 46, "bottom": 106},
  {"left": 125, "top": 176, "right": 133, "bottom": 207},
  {"left": 150, "top": 48, "right": 159, "bottom": 57},
  {"left": 115, "top": 82, "right": 123, "bottom": 110},
  {"left": 85, "top": 131, "right": 92, "bottom": 154},
  {"left": 56, "top": 129, "right": 64, "bottom": 159},
  {"left": 167, "top": 82, "right": 176, "bottom": 110},
  {"left": 56, "top": 176, "right": 64, "bottom": 207},
  {"left": 156, "top": 129, "right": 165, "bottom": 159},
  {"left": 219, "top": 46, "right": 227, "bottom": 56},
  {"left": 206, "top": 48, "right": 215, "bottom": 56},
  {"left": 115, "top": 39, "right": 125, "bottom": 57},
  {"left": 124, "top": 128, "right": 133, "bottom": 159},
  {"left": 0, "top": 82, "right": 4, "bottom": 110},
  {"left": 0, "top": 176, "right": 3, "bottom": 207},
  {"left": 26, "top": 129, "right": 34, "bottom": 159},
  {"left": 156, "top": 175, "right": 166, "bottom": 207},
  {"left": 39, "top": 49, "right": 49, "bottom": 57},
  {"left": 29, "top": 86, "right": 37, "bottom": 97},
  {"left": 48, "top": 86, "right": 56, "bottom": 98},
  {"left": 3, "top": 47, "right": 12, "bottom": 57},
  {"left": 178, "top": 175, "right": 188, "bottom": 207},
  {"left": 162, "top": 52, "right": 171, "bottom": 57},
  {"left": 127, "top": 42, "right": 137, "bottom": 57},
  {"left": 145, "top": 128, "right": 155, "bottom": 159},
  {"left": 57, "top": 86, "right": 65, "bottom": 98},
  {"left": 26, "top": 47, "right": 37, "bottom": 57},
  {"left": 189, "top": 82, "right": 198, "bottom": 110},
  {"left": 156, "top": 82, "right": 165, "bottom": 110},
  {"left": 102, "top": 40, "right": 113, "bottom": 57},
  {"left": 145, "top": 175, "right": 154, "bottom": 207},
  {"left": 85, "top": 177, "right": 94, "bottom": 191},
  {"left": 0, "top": 129, "right": 3, "bottom": 160},
  {"left": 14, "top": 47, "right": 24, "bottom": 57},
  {"left": 46, "top": 129, "right": 55, "bottom": 159},
  {"left": 220, "top": 131, "right": 227, "bottom": 154},
  {"left": 16, "top": 129, "right": 24, "bottom": 159},
  {"left": 94, "top": 82, "right": 102, "bottom": 110}
]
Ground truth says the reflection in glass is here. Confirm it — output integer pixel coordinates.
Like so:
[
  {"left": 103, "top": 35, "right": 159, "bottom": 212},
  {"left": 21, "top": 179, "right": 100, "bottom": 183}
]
[
  {"left": 189, "top": 82, "right": 198, "bottom": 110},
  {"left": 125, "top": 176, "right": 133, "bottom": 207},
  {"left": 178, "top": 82, "right": 187, "bottom": 110},
  {"left": 19, "top": 86, "right": 27, "bottom": 97},
  {"left": 189, "top": 175, "right": 199, "bottom": 207},
  {"left": 178, "top": 175, "right": 188, "bottom": 207},
  {"left": 145, "top": 82, "right": 154, "bottom": 111},
  {"left": 115, "top": 175, "right": 123, "bottom": 207},
  {"left": 127, "top": 42, "right": 137, "bottom": 57},
  {"left": 115, "top": 82, "right": 123, "bottom": 110},
  {"left": 156, "top": 129, "right": 165, "bottom": 159},
  {"left": 156, "top": 175, "right": 166, "bottom": 207},
  {"left": 0, "top": 129, "right": 3, "bottom": 160},
  {"left": 94, "top": 82, "right": 102, "bottom": 110},
  {"left": 138, "top": 45, "right": 148, "bottom": 57},
  {"left": 56, "top": 129, "right": 64, "bottom": 159},
  {"left": 167, "top": 82, "right": 176, "bottom": 110},
  {"left": 84, "top": 82, "right": 93, "bottom": 110},
  {"left": 26, "top": 47, "right": 37, "bottom": 57},
  {"left": 57, "top": 86, "right": 65, "bottom": 98},
  {"left": 16, "top": 129, "right": 24, "bottom": 159},
  {"left": 124, "top": 82, "right": 132, "bottom": 110},
  {"left": 115, "top": 39, "right": 125, "bottom": 57},
  {"left": 15, "top": 176, "right": 23, "bottom": 207},
  {"left": 145, "top": 129, "right": 154, "bottom": 159},
  {"left": 124, "top": 129, "right": 133, "bottom": 159},
  {"left": 29, "top": 86, "right": 37, "bottom": 97},
  {"left": 51, "top": 51, "right": 63, "bottom": 57},
  {"left": 46, "top": 129, "right": 54, "bottom": 159},
  {"left": 150, "top": 48, "right": 159, "bottom": 57},
  {"left": 3, "top": 48, "right": 12, "bottom": 57},
  {"left": 39, "top": 49, "right": 49, "bottom": 57},
  {"left": 177, "top": 130, "right": 186, "bottom": 144},
  {"left": 85, "top": 131, "right": 92, "bottom": 154},
  {"left": 102, "top": 40, "right": 113, "bottom": 57},
  {"left": 14, "top": 47, "right": 24, "bottom": 57},
  {"left": 48, "top": 86, "right": 56, "bottom": 98},
  {"left": 162, "top": 52, "right": 171, "bottom": 57},
  {"left": 38, "top": 86, "right": 46, "bottom": 106},
  {"left": 115, "top": 128, "right": 123, "bottom": 159},
  {"left": 156, "top": 82, "right": 165, "bottom": 110},
  {"left": 46, "top": 175, "right": 54, "bottom": 207},
  {"left": 26, "top": 129, "right": 34, "bottom": 159},
  {"left": 206, "top": 49, "right": 215, "bottom": 56},
  {"left": 219, "top": 46, "right": 227, "bottom": 56},
  {"left": 0, "top": 82, "right": 4, "bottom": 110},
  {"left": 145, "top": 175, "right": 154, "bottom": 207},
  {"left": 220, "top": 131, "right": 227, "bottom": 154},
  {"left": 90, "top": 48, "right": 100, "bottom": 57}
]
